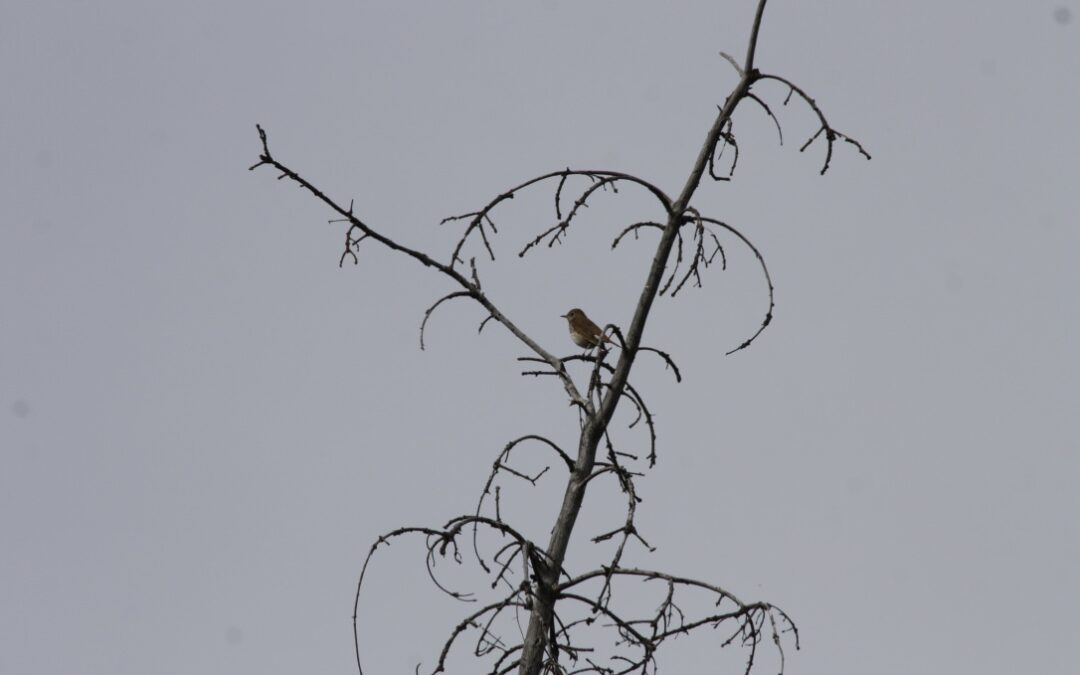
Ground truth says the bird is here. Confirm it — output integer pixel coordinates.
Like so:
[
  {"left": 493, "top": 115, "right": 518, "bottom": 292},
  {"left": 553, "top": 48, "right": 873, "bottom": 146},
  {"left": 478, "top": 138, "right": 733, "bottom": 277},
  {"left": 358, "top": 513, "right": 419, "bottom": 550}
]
[{"left": 561, "top": 308, "right": 616, "bottom": 350}]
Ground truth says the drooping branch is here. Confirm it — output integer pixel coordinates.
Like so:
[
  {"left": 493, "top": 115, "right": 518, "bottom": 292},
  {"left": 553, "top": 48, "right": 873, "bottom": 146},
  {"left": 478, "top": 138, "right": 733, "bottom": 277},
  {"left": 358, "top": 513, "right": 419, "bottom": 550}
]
[
  {"left": 442, "top": 169, "right": 673, "bottom": 269},
  {"left": 351, "top": 516, "right": 566, "bottom": 675},
  {"left": 553, "top": 567, "right": 799, "bottom": 675},
  {"left": 709, "top": 118, "right": 740, "bottom": 182},
  {"left": 420, "top": 291, "right": 474, "bottom": 351},
  {"left": 754, "top": 73, "right": 872, "bottom": 175},
  {"left": 611, "top": 220, "right": 665, "bottom": 250},
  {"left": 473, "top": 434, "right": 574, "bottom": 573},
  {"left": 745, "top": 92, "right": 784, "bottom": 146},
  {"left": 697, "top": 215, "right": 775, "bottom": 355}
]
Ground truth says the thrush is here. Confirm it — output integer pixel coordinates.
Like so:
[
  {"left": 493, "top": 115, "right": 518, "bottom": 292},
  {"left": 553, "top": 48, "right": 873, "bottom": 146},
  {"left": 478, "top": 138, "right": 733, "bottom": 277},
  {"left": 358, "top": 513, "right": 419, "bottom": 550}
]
[{"left": 561, "top": 308, "right": 616, "bottom": 349}]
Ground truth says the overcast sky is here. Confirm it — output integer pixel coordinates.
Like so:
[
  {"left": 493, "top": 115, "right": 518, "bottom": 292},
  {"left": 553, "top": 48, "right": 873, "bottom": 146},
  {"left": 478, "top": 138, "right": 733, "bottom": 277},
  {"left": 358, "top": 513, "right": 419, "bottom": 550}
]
[{"left": 2, "top": 1, "right": 1077, "bottom": 674}]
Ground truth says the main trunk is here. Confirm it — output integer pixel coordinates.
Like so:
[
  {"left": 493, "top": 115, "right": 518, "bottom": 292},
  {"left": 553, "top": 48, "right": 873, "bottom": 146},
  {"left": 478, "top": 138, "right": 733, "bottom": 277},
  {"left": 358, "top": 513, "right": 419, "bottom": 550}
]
[{"left": 515, "top": 17, "right": 762, "bottom": 670}]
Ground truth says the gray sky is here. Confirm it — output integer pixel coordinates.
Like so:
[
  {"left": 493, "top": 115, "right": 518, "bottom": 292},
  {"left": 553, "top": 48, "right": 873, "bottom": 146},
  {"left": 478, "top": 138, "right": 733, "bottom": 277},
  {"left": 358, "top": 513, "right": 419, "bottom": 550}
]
[{"left": 2, "top": 1, "right": 1077, "bottom": 674}]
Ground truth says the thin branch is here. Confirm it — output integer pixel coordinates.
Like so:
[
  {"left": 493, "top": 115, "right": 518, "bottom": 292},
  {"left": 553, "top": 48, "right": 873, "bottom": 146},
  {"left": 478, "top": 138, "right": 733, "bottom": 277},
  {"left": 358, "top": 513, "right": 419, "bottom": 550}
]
[
  {"left": 708, "top": 119, "right": 739, "bottom": 182},
  {"left": 636, "top": 347, "right": 681, "bottom": 383},
  {"left": 718, "top": 50, "right": 744, "bottom": 77},
  {"left": 753, "top": 74, "right": 871, "bottom": 174},
  {"left": 744, "top": 92, "right": 783, "bottom": 145},
  {"left": 518, "top": 176, "right": 619, "bottom": 257},
  {"left": 474, "top": 435, "right": 574, "bottom": 572},
  {"left": 697, "top": 216, "right": 775, "bottom": 355},
  {"left": 611, "top": 221, "right": 665, "bottom": 250},
  {"left": 250, "top": 125, "right": 588, "bottom": 409},
  {"left": 420, "top": 291, "right": 474, "bottom": 351},
  {"left": 443, "top": 169, "right": 673, "bottom": 268}
]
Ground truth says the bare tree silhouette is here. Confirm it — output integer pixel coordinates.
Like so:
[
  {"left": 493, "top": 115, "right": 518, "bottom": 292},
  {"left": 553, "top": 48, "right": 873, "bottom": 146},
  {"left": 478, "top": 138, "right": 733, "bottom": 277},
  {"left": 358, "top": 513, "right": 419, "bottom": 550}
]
[{"left": 249, "top": 1, "right": 868, "bottom": 674}]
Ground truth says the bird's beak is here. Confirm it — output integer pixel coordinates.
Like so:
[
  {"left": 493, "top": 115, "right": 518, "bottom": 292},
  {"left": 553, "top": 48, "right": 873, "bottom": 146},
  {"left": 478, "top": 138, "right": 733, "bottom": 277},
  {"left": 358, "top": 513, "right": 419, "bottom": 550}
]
[{"left": 560, "top": 313, "right": 568, "bottom": 318}]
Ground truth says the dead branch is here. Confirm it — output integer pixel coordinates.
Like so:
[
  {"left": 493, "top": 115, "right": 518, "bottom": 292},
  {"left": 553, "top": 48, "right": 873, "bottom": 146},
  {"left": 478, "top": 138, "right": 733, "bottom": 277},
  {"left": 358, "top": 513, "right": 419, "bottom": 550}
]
[
  {"left": 249, "top": 125, "right": 589, "bottom": 411},
  {"left": 751, "top": 74, "right": 871, "bottom": 175}
]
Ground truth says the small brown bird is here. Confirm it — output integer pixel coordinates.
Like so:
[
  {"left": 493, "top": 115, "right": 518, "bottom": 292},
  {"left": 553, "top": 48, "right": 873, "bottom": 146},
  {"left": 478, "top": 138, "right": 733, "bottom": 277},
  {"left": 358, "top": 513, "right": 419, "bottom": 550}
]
[{"left": 561, "top": 308, "right": 616, "bottom": 349}]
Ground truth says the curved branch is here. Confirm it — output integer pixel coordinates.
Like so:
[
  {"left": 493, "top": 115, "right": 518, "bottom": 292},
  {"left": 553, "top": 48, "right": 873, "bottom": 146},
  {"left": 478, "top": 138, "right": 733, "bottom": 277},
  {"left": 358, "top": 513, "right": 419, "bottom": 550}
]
[
  {"left": 636, "top": 347, "right": 682, "bottom": 383},
  {"left": 670, "top": 214, "right": 726, "bottom": 297},
  {"left": 744, "top": 92, "right": 783, "bottom": 145},
  {"left": 697, "top": 216, "right": 775, "bottom": 355},
  {"left": 538, "top": 564, "right": 798, "bottom": 675},
  {"left": 708, "top": 119, "right": 739, "bottom": 182},
  {"left": 429, "top": 594, "right": 529, "bottom": 675},
  {"left": 473, "top": 435, "right": 574, "bottom": 572},
  {"left": 611, "top": 221, "right": 664, "bottom": 250},
  {"left": 352, "top": 517, "right": 539, "bottom": 674},
  {"left": 753, "top": 74, "right": 871, "bottom": 174},
  {"left": 420, "top": 291, "right": 475, "bottom": 350},
  {"left": 443, "top": 169, "right": 673, "bottom": 268}
]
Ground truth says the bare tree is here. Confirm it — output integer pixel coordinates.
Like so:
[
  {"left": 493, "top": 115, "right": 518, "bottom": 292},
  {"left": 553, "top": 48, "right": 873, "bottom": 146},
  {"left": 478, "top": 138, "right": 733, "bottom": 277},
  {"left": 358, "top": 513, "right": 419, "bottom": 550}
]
[{"left": 250, "top": 1, "right": 868, "bottom": 674}]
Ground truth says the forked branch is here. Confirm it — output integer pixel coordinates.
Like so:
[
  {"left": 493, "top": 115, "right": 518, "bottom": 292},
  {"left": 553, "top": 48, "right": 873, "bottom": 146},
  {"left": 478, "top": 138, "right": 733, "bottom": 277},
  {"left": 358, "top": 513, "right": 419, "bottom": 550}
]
[{"left": 249, "top": 126, "right": 587, "bottom": 410}]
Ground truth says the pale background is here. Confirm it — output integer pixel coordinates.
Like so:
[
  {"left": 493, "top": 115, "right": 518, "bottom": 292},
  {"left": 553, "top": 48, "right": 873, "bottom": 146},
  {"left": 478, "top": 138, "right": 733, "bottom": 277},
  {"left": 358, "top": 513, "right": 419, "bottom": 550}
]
[{"left": 2, "top": 1, "right": 1077, "bottom": 674}]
